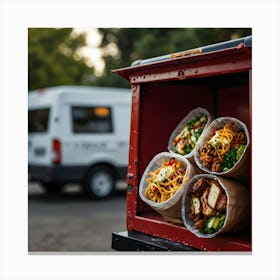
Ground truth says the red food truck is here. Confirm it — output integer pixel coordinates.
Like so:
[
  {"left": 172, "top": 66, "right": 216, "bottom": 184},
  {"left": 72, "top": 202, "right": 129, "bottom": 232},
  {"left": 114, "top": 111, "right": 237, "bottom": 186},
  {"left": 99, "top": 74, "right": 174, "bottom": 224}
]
[{"left": 111, "top": 35, "right": 252, "bottom": 251}]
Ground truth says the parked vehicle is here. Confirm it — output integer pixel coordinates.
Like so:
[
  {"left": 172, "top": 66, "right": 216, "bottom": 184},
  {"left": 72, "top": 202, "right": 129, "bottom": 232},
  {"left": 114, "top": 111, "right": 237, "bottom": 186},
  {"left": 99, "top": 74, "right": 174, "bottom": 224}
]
[{"left": 28, "top": 86, "right": 131, "bottom": 198}]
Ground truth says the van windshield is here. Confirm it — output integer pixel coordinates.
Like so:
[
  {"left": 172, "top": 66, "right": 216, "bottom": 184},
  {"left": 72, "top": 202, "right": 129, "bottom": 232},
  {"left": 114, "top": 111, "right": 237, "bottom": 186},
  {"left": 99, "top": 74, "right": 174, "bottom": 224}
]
[{"left": 28, "top": 108, "right": 50, "bottom": 133}]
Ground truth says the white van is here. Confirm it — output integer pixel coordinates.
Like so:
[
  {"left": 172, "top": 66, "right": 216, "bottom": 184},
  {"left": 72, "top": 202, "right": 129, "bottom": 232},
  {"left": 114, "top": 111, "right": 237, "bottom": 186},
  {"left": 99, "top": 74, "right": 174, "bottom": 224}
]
[{"left": 28, "top": 86, "right": 131, "bottom": 198}]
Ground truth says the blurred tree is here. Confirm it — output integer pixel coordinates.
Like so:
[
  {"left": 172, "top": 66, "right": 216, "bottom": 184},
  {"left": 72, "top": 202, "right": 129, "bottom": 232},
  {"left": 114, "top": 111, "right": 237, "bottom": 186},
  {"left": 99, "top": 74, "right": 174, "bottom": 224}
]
[
  {"left": 28, "top": 28, "right": 95, "bottom": 91},
  {"left": 96, "top": 28, "right": 251, "bottom": 88},
  {"left": 28, "top": 28, "right": 251, "bottom": 90}
]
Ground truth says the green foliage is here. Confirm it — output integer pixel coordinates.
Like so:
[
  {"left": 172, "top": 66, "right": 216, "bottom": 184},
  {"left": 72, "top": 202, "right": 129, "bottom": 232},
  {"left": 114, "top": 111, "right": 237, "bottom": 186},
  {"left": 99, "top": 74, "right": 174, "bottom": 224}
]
[
  {"left": 28, "top": 28, "right": 95, "bottom": 91},
  {"left": 28, "top": 28, "right": 251, "bottom": 90}
]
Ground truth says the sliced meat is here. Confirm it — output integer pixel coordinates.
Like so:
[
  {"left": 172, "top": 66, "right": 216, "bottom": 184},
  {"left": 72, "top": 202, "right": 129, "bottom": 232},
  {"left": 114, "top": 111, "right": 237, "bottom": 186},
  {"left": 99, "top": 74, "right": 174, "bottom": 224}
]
[
  {"left": 189, "top": 195, "right": 203, "bottom": 221},
  {"left": 191, "top": 177, "right": 209, "bottom": 196},
  {"left": 175, "top": 139, "right": 188, "bottom": 154},
  {"left": 201, "top": 188, "right": 214, "bottom": 216},
  {"left": 215, "top": 193, "right": 227, "bottom": 212},
  {"left": 191, "top": 196, "right": 201, "bottom": 215},
  {"left": 199, "top": 144, "right": 215, "bottom": 169},
  {"left": 189, "top": 195, "right": 196, "bottom": 216},
  {"left": 207, "top": 180, "right": 222, "bottom": 209},
  {"left": 211, "top": 157, "right": 222, "bottom": 172},
  {"left": 194, "top": 218, "right": 207, "bottom": 229},
  {"left": 230, "top": 131, "right": 246, "bottom": 149}
]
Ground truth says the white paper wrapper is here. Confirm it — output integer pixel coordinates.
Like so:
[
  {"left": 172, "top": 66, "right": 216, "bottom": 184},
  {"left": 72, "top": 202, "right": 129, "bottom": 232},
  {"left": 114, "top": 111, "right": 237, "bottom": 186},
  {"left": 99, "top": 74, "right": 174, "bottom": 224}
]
[
  {"left": 194, "top": 117, "right": 250, "bottom": 182},
  {"left": 181, "top": 174, "right": 250, "bottom": 238},
  {"left": 139, "top": 152, "right": 196, "bottom": 224},
  {"left": 168, "top": 107, "right": 212, "bottom": 164}
]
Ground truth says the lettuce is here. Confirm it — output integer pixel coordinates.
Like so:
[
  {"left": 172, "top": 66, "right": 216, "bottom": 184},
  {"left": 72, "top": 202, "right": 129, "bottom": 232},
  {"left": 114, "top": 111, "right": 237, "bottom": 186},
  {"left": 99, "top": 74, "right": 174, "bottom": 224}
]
[
  {"left": 236, "top": 144, "right": 246, "bottom": 161},
  {"left": 222, "top": 144, "right": 246, "bottom": 172},
  {"left": 201, "top": 214, "right": 226, "bottom": 234},
  {"left": 222, "top": 148, "right": 237, "bottom": 171}
]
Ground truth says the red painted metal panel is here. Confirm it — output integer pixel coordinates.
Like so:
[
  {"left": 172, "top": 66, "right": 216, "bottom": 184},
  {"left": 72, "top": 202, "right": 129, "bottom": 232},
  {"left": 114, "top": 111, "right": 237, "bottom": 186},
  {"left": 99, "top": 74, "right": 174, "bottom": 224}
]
[
  {"left": 216, "top": 85, "right": 250, "bottom": 129},
  {"left": 138, "top": 83, "right": 215, "bottom": 174},
  {"left": 126, "top": 85, "right": 140, "bottom": 228},
  {"left": 121, "top": 46, "right": 252, "bottom": 251},
  {"left": 114, "top": 46, "right": 251, "bottom": 83},
  {"left": 132, "top": 214, "right": 251, "bottom": 251},
  {"left": 129, "top": 59, "right": 250, "bottom": 84}
]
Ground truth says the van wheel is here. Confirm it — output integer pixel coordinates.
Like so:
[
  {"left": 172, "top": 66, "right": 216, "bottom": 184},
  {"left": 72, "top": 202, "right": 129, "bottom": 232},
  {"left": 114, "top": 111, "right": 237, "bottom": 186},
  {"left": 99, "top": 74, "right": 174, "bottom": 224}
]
[
  {"left": 41, "top": 183, "right": 64, "bottom": 194},
  {"left": 84, "top": 166, "right": 115, "bottom": 199}
]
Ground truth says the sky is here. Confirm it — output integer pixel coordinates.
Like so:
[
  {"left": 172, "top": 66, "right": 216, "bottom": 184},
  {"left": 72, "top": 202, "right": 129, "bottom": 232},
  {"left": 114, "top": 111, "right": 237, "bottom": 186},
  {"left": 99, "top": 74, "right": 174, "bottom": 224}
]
[{"left": 72, "top": 28, "right": 104, "bottom": 75}]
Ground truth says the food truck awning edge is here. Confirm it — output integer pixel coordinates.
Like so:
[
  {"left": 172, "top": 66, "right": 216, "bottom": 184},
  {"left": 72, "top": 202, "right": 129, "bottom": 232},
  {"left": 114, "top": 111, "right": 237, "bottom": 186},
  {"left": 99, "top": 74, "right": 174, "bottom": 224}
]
[{"left": 113, "top": 36, "right": 252, "bottom": 83}]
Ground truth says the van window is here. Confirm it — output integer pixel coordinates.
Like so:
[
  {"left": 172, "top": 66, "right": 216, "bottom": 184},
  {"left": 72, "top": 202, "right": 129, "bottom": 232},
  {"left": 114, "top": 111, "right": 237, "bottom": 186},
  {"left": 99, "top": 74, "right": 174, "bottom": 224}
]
[
  {"left": 28, "top": 108, "right": 50, "bottom": 133},
  {"left": 72, "top": 106, "right": 113, "bottom": 133}
]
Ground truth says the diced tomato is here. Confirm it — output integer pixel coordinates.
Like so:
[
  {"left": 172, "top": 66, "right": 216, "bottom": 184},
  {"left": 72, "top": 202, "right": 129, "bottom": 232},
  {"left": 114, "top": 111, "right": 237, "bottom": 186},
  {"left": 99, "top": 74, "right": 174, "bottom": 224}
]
[{"left": 167, "top": 157, "right": 176, "bottom": 166}]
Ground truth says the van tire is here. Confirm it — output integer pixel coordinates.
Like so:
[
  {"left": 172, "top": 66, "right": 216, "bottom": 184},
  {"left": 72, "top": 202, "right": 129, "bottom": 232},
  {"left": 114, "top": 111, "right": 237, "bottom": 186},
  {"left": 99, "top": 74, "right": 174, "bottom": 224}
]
[
  {"left": 41, "top": 182, "right": 64, "bottom": 194},
  {"left": 84, "top": 165, "right": 115, "bottom": 199}
]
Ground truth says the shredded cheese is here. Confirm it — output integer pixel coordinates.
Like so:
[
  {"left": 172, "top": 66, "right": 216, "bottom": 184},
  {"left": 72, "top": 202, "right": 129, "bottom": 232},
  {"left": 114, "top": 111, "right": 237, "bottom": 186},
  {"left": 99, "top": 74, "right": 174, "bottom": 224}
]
[
  {"left": 145, "top": 159, "right": 186, "bottom": 203},
  {"left": 208, "top": 123, "right": 236, "bottom": 160}
]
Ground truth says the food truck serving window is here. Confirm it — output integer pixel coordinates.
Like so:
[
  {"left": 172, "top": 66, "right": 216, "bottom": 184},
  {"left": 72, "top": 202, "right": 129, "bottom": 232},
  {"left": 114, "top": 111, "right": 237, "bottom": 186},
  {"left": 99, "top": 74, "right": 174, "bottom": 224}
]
[
  {"left": 72, "top": 106, "right": 113, "bottom": 133},
  {"left": 112, "top": 36, "right": 252, "bottom": 252}
]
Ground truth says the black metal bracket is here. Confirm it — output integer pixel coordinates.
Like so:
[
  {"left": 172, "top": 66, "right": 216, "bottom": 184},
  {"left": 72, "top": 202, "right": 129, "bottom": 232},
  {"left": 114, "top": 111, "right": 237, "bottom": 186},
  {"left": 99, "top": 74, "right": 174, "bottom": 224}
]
[{"left": 111, "top": 231, "right": 198, "bottom": 251}]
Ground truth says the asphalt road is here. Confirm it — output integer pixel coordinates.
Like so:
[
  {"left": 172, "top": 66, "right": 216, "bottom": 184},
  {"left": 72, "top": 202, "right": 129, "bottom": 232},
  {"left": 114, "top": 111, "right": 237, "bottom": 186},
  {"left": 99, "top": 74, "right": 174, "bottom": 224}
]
[{"left": 28, "top": 182, "right": 127, "bottom": 252}]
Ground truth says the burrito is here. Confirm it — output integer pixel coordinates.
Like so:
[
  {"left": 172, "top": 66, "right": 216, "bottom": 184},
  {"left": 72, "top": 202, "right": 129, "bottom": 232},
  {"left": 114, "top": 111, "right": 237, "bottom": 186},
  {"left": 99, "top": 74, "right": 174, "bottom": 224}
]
[
  {"left": 182, "top": 174, "right": 250, "bottom": 238},
  {"left": 168, "top": 107, "right": 212, "bottom": 163},
  {"left": 194, "top": 117, "right": 250, "bottom": 181},
  {"left": 144, "top": 157, "right": 187, "bottom": 203},
  {"left": 139, "top": 152, "right": 196, "bottom": 223},
  {"left": 172, "top": 115, "right": 208, "bottom": 156},
  {"left": 188, "top": 177, "right": 227, "bottom": 235},
  {"left": 199, "top": 121, "right": 247, "bottom": 172}
]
